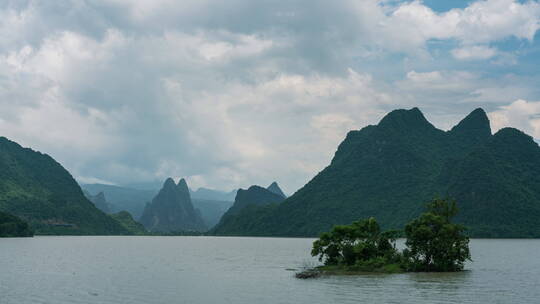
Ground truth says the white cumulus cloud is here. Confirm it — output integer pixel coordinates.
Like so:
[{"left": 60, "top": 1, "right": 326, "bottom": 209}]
[
  {"left": 0, "top": 0, "right": 539, "bottom": 192},
  {"left": 451, "top": 45, "right": 498, "bottom": 60},
  {"left": 489, "top": 99, "right": 540, "bottom": 138}
]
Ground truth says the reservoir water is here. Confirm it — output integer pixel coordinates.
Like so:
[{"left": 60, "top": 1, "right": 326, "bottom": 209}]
[{"left": 1, "top": 237, "right": 539, "bottom": 304}]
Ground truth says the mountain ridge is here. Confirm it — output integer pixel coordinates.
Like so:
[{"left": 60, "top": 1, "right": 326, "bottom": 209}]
[
  {"left": 81, "top": 183, "right": 156, "bottom": 219},
  {"left": 140, "top": 178, "right": 206, "bottom": 232},
  {"left": 211, "top": 185, "right": 286, "bottom": 235},
  {"left": 266, "top": 182, "right": 286, "bottom": 198},
  {"left": 212, "top": 108, "right": 540, "bottom": 237}
]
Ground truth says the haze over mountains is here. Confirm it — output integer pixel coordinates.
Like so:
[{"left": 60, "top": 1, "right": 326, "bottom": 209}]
[
  {"left": 82, "top": 190, "right": 147, "bottom": 235},
  {"left": 81, "top": 183, "right": 236, "bottom": 229},
  {"left": 82, "top": 184, "right": 156, "bottom": 219},
  {"left": 2, "top": 107, "right": 540, "bottom": 238},
  {"left": 191, "top": 188, "right": 237, "bottom": 202},
  {"left": 139, "top": 178, "right": 207, "bottom": 232},
  {"left": 267, "top": 182, "right": 287, "bottom": 198},
  {"left": 83, "top": 191, "right": 111, "bottom": 214},
  {"left": 82, "top": 179, "right": 235, "bottom": 232}
]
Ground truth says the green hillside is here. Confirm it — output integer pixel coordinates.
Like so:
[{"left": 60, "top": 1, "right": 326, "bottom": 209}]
[
  {"left": 0, "top": 210, "right": 33, "bottom": 237},
  {"left": 213, "top": 108, "right": 540, "bottom": 237},
  {"left": 110, "top": 211, "right": 148, "bottom": 235},
  {"left": 211, "top": 185, "right": 285, "bottom": 235},
  {"left": 0, "top": 137, "right": 129, "bottom": 235}
]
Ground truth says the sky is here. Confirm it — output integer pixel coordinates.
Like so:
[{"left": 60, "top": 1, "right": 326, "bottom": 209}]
[{"left": 1, "top": 0, "right": 540, "bottom": 193}]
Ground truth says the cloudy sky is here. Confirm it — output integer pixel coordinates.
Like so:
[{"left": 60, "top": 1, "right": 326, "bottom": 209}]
[{"left": 1, "top": 0, "right": 540, "bottom": 193}]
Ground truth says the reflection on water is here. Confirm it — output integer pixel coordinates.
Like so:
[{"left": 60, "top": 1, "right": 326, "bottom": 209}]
[
  {"left": 408, "top": 270, "right": 472, "bottom": 286},
  {"left": 0, "top": 237, "right": 539, "bottom": 304}
]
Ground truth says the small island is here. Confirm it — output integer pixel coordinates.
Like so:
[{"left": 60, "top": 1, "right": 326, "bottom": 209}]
[{"left": 296, "top": 198, "right": 471, "bottom": 278}]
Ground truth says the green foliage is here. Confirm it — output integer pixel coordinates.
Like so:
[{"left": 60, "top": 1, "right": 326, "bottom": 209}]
[
  {"left": 311, "top": 218, "right": 402, "bottom": 270},
  {"left": 110, "top": 211, "right": 148, "bottom": 235},
  {"left": 404, "top": 198, "right": 471, "bottom": 272},
  {"left": 310, "top": 198, "right": 471, "bottom": 274},
  {"left": 0, "top": 137, "right": 129, "bottom": 235},
  {"left": 210, "top": 186, "right": 285, "bottom": 235},
  {"left": 212, "top": 108, "right": 540, "bottom": 238},
  {"left": 0, "top": 210, "right": 33, "bottom": 237}
]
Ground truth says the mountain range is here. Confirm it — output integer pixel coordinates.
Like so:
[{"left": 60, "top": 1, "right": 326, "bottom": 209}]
[
  {"left": 212, "top": 108, "right": 540, "bottom": 238},
  {"left": 82, "top": 183, "right": 156, "bottom": 219},
  {"left": 4, "top": 107, "right": 540, "bottom": 237},
  {"left": 82, "top": 183, "right": 234, "bottom": 229}
]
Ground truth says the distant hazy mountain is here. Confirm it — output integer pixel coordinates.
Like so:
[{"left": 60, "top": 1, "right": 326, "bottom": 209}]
[
  {"left": 82, "top": 187, "right": 149, "bottom": 234},
  {"left": 266, "top": 182, "right": 286, "bottom": 198},
  {"left": 212, "top": 108, "right": 540, "bottom": 238},
  {"left": 191, "top": 187, "right": 237, "bottom": 202},
  {"left": 211, "top": 185, "right": 285, "bottom": 235},
  {"left": 0, "top": 137, "right": 128, "bottom": 235},
  {"left": 124, "top": 181, "right": 164, "bottom": 191},
  {"left": 140, "top": 178, "right": 206, "bottom": 232},
  {"left": 0, "top": 210, "right": 33, "bottom": 237},
  {"left": 81, "top": 184, "right": 156, "bottom": 219},
  {"left": 192, "top": 199, "right": 234, "bottom": 228},
  {"left": 83, "top": 191, "right": 112, "bottom": 214},
  {"left": 82, "top": 183, "right": 237, "bottom": 228}
]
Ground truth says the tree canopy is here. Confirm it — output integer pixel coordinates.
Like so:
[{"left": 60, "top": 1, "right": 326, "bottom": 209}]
[
  {"left": 0, "top": 211, "right": 33, "bottom": 237},
  {"left": 310, "top": 198, "right": 471, "bottom": 273},
  {"left": 311, "top": 217, "right": 402, "bottom": 272},
  {"left": 404, "top": 198, "right": 471, "bottom": 272}
]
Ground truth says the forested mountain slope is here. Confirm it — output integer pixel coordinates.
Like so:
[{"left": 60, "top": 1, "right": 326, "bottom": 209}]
[
  {"left": 214, "top": 108, "right": 540, "bottom": 237},
  {"left": 0, "top": 137, "right": 128, "bottom": 235}
]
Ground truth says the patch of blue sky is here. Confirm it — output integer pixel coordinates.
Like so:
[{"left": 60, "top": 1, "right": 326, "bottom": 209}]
[
  {"left": 418, "top": 0, "right": 472, "bottom": 12},
  {"left": 420, "top": 0, "right": 537, "bottom": 12},
  {"left": 488, "top": 36, "right": 540, "bottom": 76}
]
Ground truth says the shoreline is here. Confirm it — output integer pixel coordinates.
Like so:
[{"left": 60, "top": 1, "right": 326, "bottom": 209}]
[{"left": 295, "top": 264, "right": 406, "bottom": 278}]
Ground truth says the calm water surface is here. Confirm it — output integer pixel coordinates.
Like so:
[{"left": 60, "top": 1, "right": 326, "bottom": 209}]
[{"left": 1, "top": 237, "right": 539, "bottom": 304}]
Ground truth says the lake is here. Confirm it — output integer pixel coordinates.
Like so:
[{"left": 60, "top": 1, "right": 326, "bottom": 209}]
[{"left": 1, "top": 237, "right": 539, "bottom": 304}]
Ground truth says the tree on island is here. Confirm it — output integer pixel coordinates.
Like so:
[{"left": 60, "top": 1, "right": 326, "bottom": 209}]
[
  {"left": 311, "top": 217, "right": 402, "bottom": 272},
  {"left": 305, "top": 198, "right": 470, "bottom": 276},
  {"left": 403, "top": 198, "right": 471, "bottom": 272}
]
